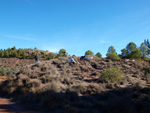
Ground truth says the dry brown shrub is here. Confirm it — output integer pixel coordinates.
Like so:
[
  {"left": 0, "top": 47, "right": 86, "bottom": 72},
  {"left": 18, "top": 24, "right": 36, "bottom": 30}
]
[{"left": 70, "top": 83, "right": 104, "bottom": 95}]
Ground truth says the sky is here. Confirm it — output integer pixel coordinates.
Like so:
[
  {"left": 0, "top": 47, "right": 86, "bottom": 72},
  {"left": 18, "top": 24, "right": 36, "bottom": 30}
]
[{"left": 0, "top": 0, "right": 150, "bottom": 56}]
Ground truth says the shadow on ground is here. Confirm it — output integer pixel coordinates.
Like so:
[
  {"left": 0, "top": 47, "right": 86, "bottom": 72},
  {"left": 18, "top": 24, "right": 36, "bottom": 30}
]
[{"left": 1, "top": 85, "right": 149, "bottom": 113}]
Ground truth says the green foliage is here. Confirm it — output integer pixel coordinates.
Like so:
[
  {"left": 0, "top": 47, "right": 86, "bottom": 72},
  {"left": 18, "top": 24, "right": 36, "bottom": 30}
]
[
  {"left": 28, "top": 54, "right": 32, "bottom": 59},
  {"left": 13, "top": 51, "right": 18, "bottom": 57},
  {"left": 99, "top": 68, "right": 123, "bottom": 82},
  {"left": 0, "top": 50, "right": 4, "bottom": 57},
  {"left": 11, "top": 46, "right": 17, "bottom": 51},
  {"left": 58, "top": 49, "right": 68, "bottom": 57},
  {"left": 144, "top": 39, "right": 150, "bottom": 56},
  {"left": 121, "top": 48, "right": 128, "bottom": 57},
  {"left": 17, "top": 49, "right": 22, "bottom": 57},
  {"left": 85, "top": 50, "right": 94, "bottom": 56},
  {"left": 144, "top": 39, "right": 150, "bottom": 48},
  {"left": 107, "top": 52, "right": 120, "bottom": 61},
  {"left": 4, "top": 50, "right": 9, "bottom": 57},
  {"left": 0, "top": 66, "right": 19, "bottom": 76},
  {"left": 106, "top": 46, "right": 120, "bottom": 61},
  {"left": 48, "top": 53, "right": 56, "bottom": 60},
  {"left": 22, "top": 51, "right": 26, "bottom": 59},
  {"left": 140, "top": 42, "right": 149, "bottom": 58},
  {"left": 43, "top": 54, "right": 47, "bottom": 60},
  {"left": 129, "top": 49, "right": 142, "bottom": 59},
  {"left": 126, "top": 42, "right": 137, "bottom": 55},
  {"left": 0, "top": 47, "right": 57, "bottom": 59},
  {"left": 107, "top": 46, "right": 116, "bottom": 54},
  {"left": 95, "top": 52, "right": 102, "bottom": 58}
]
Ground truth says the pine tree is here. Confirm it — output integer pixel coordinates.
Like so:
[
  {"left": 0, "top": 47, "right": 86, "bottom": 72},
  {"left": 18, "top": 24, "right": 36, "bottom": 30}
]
[
  {"left": 22, "top": 51, "right": 26, "bottom": 59},
  {"left": 13, "top": 51, "right": 18, "bottom": 57},
  {"left": 85, "top": 50, "right": 94, "bottom": 56},
  {"left": 107, "top": 46, "right": 116, "bottom": 54},
  {"left": 0, "top": 50, "right": 4, "bottom": 57},
  {"left": 140, "top": 42, "right": 149, "bottom": 58},
  {"left": 121, "top": 48, "right": 128, "bottom": 57},
  {"left": 95, "top": 52, "right": 102, "bottom": 58},
  {"left": 126, "top": 42, "right": 137, "bottom": 55},
  {"left": 12, "top": 46, "right": 17, "bottom": 51},
  {"left": 5, "top": 50, "right": 9, "bottom": 57}
]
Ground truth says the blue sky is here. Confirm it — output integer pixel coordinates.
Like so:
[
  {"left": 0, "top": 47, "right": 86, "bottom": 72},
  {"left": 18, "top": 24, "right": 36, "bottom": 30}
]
[{"left": 0, "top": 0, "right": 150, "bottom": 56}]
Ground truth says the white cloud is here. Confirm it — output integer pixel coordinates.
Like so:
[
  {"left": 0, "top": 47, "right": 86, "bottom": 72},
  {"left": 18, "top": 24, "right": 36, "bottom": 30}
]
[
  {"left": 42, "top": 44, "right": 65, "bottom": 53},
  {"left": 0, "top": 34, "right": 34, "bottom": 41},
  {"left": 44, "top": 47, "right": 60, "bottom": 53}
]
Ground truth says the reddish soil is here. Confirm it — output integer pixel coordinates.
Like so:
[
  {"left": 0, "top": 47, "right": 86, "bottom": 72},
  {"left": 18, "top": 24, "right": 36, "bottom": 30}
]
[{"left": 0, "top": 76, "right": 8, "bottom": 82}]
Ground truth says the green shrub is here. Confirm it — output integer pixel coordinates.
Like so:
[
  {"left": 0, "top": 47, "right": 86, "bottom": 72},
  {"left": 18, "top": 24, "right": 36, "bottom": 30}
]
[
  {"left": 106, "top": 52, "right": 120, "bottom": 61},
  {"left": 48, "top": 53, "right": 56, "bottom": 60},
  {"left": 100, "top": 68, "right": 123, "bottom": 82},
  {"left": 58, "top": 49, "right": 68, "bottom": 57},
  {"left": 0, "top": 66, "right": 19, "bottom": 76}
]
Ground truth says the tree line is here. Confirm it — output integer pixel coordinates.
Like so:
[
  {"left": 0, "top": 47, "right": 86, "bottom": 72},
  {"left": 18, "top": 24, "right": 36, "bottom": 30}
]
[
  {"left": 0, "top": 39, "right": 149, "bottom": 61},
  {"left": 0, "top": 46, "right": 26, "bottom": 58},
  {"left": 0, "top": 46, "right": 57, "bottom": 60},
  {"left": 84, "top": 40, "right": 150, "bottom": 61}
]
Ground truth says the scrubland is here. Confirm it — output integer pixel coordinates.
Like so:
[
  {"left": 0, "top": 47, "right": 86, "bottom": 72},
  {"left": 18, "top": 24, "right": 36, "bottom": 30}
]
[{"left": 0, "top": 57, "right": 150, "bottom": 113}]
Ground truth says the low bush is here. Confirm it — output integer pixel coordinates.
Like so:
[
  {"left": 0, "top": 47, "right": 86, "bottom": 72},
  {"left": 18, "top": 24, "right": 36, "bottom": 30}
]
[
  {"left": 100, "top": 68, "right": 123, "bottom": 82},
  {"left": 0, "top": 66, "right": 19, "bottom": 76}
]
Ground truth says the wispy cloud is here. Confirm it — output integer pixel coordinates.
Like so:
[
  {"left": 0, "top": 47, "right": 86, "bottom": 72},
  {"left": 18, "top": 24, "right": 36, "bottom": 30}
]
[{"left": 0, "top": 34, "right": 34, "bottom": 41}]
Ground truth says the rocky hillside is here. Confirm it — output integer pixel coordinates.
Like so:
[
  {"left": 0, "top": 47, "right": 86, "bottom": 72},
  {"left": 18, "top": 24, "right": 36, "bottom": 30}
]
[{"left": 0, "top": 57, "right": 150, "bottom": 113}]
